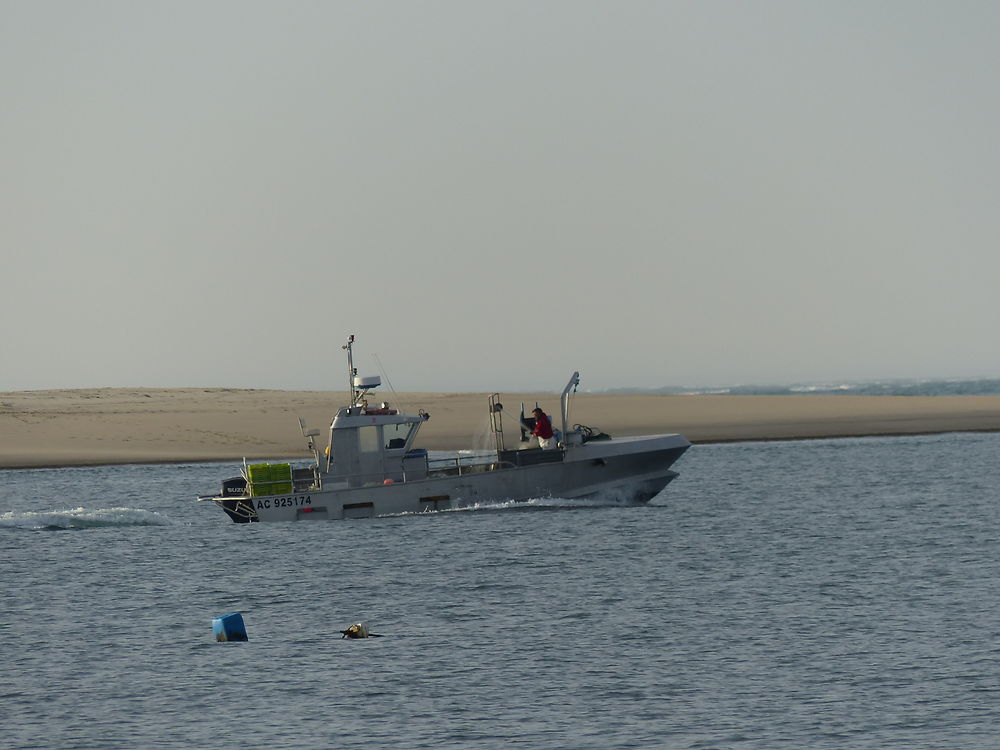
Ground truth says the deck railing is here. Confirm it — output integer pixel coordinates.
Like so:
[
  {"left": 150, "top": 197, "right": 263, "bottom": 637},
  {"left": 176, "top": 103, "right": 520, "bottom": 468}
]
[{"left": 242, "top": 453, "right": 522, "bottom": 495}]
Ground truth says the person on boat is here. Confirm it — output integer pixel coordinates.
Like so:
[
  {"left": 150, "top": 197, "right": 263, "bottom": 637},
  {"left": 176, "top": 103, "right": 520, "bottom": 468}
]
[{"left": 531, "top": 407, "right": 556, "bottom": 449}]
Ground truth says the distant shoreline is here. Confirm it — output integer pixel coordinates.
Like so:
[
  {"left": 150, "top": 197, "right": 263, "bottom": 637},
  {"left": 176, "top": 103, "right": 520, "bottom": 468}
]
[{"left": 3, "top": 388, "right": 1000, "bottom": 470}]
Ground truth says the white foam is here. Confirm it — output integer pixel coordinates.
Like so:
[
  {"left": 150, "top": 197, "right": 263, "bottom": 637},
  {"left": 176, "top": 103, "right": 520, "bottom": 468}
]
[
  {"left": 0, "top": 506, "right": 172, "bottom": 530},
  {"left": 381, "top": 492, "right": 648, "bottom": 518}
]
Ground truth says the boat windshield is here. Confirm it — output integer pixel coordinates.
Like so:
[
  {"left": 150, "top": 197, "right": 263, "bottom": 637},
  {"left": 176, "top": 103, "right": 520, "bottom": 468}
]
[
  {"left": 384, "top": 422, "right": 418, "bottom": 450},
  {"left": 357, "top": 422, "right": 419, "bottom": 453}
]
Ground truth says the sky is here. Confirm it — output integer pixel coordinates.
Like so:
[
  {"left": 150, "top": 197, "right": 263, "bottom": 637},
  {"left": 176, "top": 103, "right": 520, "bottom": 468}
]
[{"left": 3, "top": 1, "right": 999, "bottom": 392}]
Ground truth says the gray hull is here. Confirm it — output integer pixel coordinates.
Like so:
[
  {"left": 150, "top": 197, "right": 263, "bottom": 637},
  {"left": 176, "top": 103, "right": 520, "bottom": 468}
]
[{"left": 243, "top": 434, "right": 689, "bottom": 522}]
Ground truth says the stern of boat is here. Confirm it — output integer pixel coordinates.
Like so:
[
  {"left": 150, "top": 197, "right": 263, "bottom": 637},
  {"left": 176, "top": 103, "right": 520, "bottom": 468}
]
[{"left": 198, "top": 476, "right": 259, "bottom": 523}]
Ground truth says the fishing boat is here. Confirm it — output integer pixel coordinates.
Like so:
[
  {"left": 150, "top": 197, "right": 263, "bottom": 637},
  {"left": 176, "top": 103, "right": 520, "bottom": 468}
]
[{"left": 197, "top": 336, "right": 690, "bottom": 522}]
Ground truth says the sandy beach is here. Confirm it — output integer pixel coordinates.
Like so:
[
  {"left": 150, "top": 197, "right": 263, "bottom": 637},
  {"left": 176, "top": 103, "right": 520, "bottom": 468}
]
[{"left": 3, "top": 387, "right": 1000, "bottom": 469}]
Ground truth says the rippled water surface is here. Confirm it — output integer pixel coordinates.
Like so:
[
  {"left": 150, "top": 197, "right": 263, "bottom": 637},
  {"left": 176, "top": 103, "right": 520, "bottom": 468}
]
[{"left": 3, "top": 433, "right": 1000, "bottom": 748}]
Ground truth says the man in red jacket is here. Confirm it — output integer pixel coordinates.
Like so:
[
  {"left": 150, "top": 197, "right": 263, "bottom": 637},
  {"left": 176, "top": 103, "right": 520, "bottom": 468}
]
[{"left": 531, "top": 407, "right": 556, "bottom": 449}]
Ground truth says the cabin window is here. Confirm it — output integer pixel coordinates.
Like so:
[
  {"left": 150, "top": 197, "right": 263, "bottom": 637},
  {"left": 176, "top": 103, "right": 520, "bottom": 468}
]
[
  {"left": 359, "top": 426, "right": 380, "bottom": 453},
  {"left": 384, "top": 423, "right": 416, "bottom": 450}
]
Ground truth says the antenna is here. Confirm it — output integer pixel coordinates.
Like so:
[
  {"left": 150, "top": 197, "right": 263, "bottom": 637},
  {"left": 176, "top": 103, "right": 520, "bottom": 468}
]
[
  {"left": 343, "top": 334, "right": 357, "bottom": 403},
  {"left": 372, "top": 353, "right": 407, "bottom": 415}
]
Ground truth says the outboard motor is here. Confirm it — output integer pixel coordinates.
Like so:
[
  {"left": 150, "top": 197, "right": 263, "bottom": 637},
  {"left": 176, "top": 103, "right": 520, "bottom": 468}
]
[
  {"left": 222, "top": 477, "right": 248, "bottom": 496},
  {"left": 219, "top": 476, "right": 258, "bottom": 523}
]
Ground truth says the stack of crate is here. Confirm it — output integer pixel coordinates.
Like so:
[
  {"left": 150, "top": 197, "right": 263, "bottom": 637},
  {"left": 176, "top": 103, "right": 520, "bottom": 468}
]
[{"left": 246, "top": 462, "right": 293, "bottom": 497}]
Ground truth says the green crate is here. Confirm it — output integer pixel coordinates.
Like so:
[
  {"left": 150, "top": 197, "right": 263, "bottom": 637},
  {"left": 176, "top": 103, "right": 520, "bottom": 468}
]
[{"left": 247, "top": 463, "right": 292, "bottom": 497}]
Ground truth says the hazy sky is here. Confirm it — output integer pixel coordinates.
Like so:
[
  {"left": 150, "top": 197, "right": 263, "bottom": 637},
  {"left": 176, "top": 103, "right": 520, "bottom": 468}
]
[{"left": 3, "top": 1, "right": 999, "bottom": 392}]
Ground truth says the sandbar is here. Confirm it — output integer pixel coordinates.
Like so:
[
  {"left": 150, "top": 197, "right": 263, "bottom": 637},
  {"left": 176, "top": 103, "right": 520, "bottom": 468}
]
[{"left": 2, "top": 387, "right": 1000, "bottom": 469}]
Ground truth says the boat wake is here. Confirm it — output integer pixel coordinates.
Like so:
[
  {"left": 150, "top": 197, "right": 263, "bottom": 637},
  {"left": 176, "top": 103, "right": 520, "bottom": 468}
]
[
  {"left": 0, "top": 507, "right": 172, "bottom": 531},
  {"left": 384, "top": 492, "right": 651, "bottom": 518},
  {"left": 474, "top": 494, "right": 651, "bottom": 512}
]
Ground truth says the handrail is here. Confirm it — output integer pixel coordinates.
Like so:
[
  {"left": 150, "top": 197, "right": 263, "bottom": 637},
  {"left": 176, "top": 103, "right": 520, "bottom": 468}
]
[{"left": 224, "top": 452, "right": 518, "bottom": 498}]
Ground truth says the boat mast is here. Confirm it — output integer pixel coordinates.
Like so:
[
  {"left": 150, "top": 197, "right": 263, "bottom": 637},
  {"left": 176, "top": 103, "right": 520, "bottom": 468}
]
[{"left": 343, "top": 334, "right": 358, "bottom": 405}]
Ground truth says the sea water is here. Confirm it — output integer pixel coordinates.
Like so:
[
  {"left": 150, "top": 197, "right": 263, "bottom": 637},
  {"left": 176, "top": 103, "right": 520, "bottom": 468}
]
[
  {"left": 607, "top": 376, "right": 1000, "bottom": 396},
  {"left": 3, "top": 432, "right": 1000, "bottom": 749}
]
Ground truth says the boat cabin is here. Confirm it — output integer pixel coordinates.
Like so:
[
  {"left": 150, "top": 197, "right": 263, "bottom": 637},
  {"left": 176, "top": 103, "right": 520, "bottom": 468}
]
[{"left": 325, "top": 403, "right": 430, "bottom": 486}]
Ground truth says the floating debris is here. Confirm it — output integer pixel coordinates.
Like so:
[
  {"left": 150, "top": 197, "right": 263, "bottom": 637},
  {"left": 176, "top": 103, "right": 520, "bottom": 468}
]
[{"left": 340, "top": 622, "right": 382, "bottom": 639}]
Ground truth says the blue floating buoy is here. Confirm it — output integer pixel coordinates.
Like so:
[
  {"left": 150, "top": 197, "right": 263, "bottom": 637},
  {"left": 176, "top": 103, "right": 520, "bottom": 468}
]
[{"left": 212, "top": 612, "right": 248, "bottom": 642}]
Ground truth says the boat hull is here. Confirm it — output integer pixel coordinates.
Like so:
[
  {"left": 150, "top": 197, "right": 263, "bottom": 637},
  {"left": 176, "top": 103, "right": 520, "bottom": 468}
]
[{"left": 209, "top": 434, "right": 690, "bottom": 522}]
